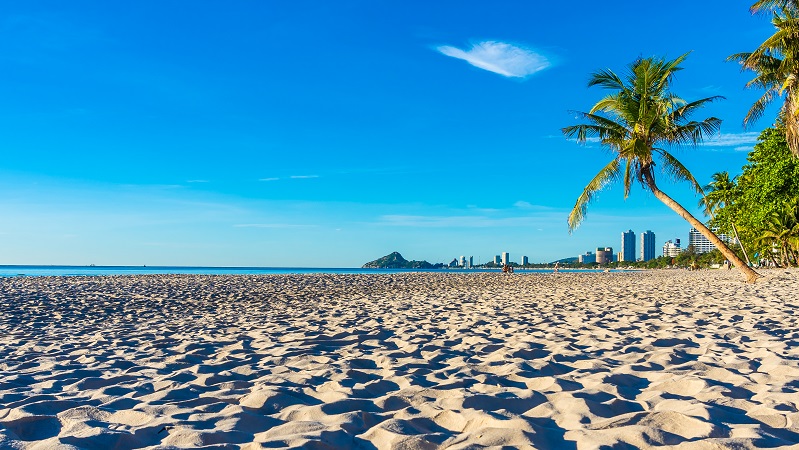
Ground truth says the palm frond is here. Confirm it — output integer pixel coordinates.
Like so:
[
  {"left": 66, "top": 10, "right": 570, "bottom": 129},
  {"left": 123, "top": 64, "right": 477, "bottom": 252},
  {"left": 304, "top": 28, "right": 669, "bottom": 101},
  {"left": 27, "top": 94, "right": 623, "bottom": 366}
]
[
  {"left": 588, "top": 69, "right": 625, "bottom": 90},
  {"left": 750, "top": 0, "right": 799, "bottom": 14},
  {"left": 669, "top": 96, "right": 725, "bottom": 122},
  {"left": 656, "top": 149, "right": 705, "bottom": 196},
  {"left": 562, "top": 111, "right": 628, "bottom": 144},
  {"left": 744, "top": 89, "right": 778, "bottom": 126},
  {"left": 568, "top": 159, "right": 621, "bottom": 232},
  {"left": 622, "top": 159, "right": 633, "bottom": 199},
  {"left": 668, "top": 117, "right": 723, "bottom": 147}
]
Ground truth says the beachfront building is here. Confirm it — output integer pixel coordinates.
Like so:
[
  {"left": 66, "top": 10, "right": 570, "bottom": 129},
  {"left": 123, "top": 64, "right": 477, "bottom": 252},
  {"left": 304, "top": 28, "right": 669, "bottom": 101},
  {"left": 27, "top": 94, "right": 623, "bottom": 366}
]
[
  {"left": 460, "top": 256, "right": 467, "bottom": 267},
  {"left": 494, "top": 255, "right": 501, "bottom": 265},
  {"left": 621, "top": 230, "right": 636, "bottom": 262},
  {"left": 688, "top": 228, "right": 732, "bottom": 254},
  {"left": 469, "top": 256, "right": 473, "bottom": 268},
  {"left": 663, "top": 239, "right": 681, "bottom": 257},
  {"left": 578, "top": 252, "right": 596, "bottom": 264},
  {"left": 641, "top": 230, "right": 656, "bottom": 261},
  {"left": 596, "top": 247, "right": 614, "bottom": 264},
  {"left": 521, "top": 255, "right": 528, "bottom": 265},
  {"left": 501, "top": 252, "right": 509, "bottom": 265}
]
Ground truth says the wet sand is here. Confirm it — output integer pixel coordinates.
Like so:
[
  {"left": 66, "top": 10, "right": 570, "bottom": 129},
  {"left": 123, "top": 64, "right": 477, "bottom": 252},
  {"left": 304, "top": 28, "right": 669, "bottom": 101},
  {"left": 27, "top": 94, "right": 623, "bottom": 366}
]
[{"left": 1, "top": 270, "right": 798, "bottom": 449}]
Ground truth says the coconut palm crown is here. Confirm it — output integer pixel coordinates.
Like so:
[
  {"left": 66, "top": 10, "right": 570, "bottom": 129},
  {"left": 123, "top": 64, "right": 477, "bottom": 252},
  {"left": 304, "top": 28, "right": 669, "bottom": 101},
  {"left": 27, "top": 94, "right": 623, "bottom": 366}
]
[
  {"left": 562, "top": 53, "right": 762, "bottom": 282},
  {"left": 730, "top": 4, "right": 799, "bottom": 157}
]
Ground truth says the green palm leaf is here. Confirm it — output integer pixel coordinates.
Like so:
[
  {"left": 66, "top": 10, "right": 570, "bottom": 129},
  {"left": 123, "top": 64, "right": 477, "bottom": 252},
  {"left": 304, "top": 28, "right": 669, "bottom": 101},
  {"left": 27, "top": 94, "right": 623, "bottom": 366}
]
[{"left": 567, "top": 158, "right": 621, "bottom": 231}]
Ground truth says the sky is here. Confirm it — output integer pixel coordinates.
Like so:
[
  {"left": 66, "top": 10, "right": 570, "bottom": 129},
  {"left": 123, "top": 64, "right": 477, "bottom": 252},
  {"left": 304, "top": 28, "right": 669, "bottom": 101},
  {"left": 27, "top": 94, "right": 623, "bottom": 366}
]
[{"left": 0, "top": 1, "right": 782, "bottom": 266}]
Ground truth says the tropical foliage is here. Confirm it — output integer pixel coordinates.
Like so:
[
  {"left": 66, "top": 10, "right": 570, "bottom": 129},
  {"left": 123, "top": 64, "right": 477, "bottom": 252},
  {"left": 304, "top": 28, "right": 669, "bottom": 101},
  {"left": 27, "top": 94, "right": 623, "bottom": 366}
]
[
  {"left": 700, "top": 172, "right": 752, "bottom": 265},
  {"left": 756, "top": 200, "right": 799, "bottom": 266},
  {"left": 730, "top": 1, "right": 799, "bottom": 157},
  {"left": 562, "top": 54, "right": 761, "bottom": 282},
  {"left": 705, "top": 128, "right": 799, "bottom": 267}
]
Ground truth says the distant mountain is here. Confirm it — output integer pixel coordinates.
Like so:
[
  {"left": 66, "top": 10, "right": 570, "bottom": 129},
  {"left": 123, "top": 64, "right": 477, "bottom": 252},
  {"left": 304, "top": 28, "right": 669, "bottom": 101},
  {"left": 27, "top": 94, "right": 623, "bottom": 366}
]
[
  {"left": 550, "top": 257, "right": 579, "bottom": 264},
  {"left": 362, "top": 252, "right": 441, "bottom": 269}
]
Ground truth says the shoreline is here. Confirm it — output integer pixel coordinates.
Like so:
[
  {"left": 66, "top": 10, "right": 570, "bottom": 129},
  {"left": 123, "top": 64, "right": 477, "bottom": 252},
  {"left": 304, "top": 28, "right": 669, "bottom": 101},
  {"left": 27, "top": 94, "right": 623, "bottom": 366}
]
[{"left": 2, "top": 270, "right": 798, "bottom": 448}]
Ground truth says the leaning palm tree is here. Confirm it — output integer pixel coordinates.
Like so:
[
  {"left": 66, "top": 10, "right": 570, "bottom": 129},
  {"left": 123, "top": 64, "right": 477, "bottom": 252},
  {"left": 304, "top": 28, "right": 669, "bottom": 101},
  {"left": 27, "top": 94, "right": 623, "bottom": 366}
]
[
  {"left": 699, "top": 172, "right": 752, "bottom": 265},
  {"left": 729, "top": 5, "right": 799, "bottom": 157},
  {"left": 563, "top": 53, "right": 761, "bottom": 282}
]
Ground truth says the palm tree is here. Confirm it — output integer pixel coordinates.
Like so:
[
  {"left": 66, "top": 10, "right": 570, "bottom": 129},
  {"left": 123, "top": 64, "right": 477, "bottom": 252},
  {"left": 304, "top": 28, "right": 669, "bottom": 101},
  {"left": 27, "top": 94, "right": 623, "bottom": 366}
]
[
  {"left": 562, "top": 54, "right": 761, "bottom": 282},
  {"left": 730, "top": 4, "right": 799, "bottom": 157},
  {"left": 699, "top": 172, "right": 752, "bottom": 265},
  {"left": 756, "top": 204, "right": 799, "bottom": 266}
]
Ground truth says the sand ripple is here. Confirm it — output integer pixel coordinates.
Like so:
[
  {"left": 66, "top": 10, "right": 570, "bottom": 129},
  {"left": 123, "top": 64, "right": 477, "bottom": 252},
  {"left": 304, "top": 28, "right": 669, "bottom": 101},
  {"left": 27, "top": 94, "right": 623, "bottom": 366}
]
[{"left": 1, "top": 270, "right": 799, "bottom": 448}]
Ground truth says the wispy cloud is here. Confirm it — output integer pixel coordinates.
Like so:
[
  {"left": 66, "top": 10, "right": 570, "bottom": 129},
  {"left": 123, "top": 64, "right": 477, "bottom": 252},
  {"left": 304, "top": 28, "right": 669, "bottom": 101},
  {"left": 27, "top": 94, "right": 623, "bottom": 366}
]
[
  {"left": 259, "top": 175, "right": 320, "bottom": 182},
  {"left": 700, "top": 132, "right": 760, "bottom": 148},
  {"left": 436, "top": 41, "right": 550, "bottom": 78},
  {"left": 233, "top": 223, "right": 316, "bottom": 229},
  {"left": 186, "top": 179, "right": 209, "bottom": 183},
  {"left": 734, "top": 146, "right": 753, "bottom": 152},
  {"left": 375, "top": 213, "right": 560, "bottom": 228},
  {"left": 698, "top": 85, "right": 723, "bottom": 94},
  {"left": 514, "top": 201, "right": 534, "bottom": 209}
]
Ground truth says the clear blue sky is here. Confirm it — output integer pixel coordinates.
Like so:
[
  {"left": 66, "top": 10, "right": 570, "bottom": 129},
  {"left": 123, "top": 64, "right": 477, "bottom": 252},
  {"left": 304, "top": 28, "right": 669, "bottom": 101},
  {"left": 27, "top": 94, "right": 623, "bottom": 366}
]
[{"left": 0, "top": 1, "right": 779, "bottom": 266}]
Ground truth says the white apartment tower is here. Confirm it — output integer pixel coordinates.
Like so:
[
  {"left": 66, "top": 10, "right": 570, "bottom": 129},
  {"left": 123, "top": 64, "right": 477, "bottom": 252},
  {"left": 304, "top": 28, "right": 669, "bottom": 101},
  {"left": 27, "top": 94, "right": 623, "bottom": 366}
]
[
  {"left": 688, "top": 228, "right": 732, "bottom": 254},
  {"left": 663, "top": 239, "right": 681, "bottom": 257}
]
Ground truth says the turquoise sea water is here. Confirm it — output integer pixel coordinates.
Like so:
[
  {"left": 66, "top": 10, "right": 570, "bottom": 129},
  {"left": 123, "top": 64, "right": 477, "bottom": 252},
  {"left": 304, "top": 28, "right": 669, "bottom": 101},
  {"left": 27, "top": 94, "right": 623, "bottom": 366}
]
[{"left": 0, "top": 266, "right": 627, "bottom": 277}]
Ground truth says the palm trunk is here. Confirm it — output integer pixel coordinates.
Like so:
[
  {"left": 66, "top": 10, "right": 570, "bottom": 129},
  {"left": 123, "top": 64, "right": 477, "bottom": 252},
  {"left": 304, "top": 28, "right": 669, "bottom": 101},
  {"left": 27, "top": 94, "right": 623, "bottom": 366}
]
[
  {"left": 770, "top": 252, "right": 779, "bottom": 268},
  {"left": 729, "top": 222, "right": 751, "bottom": 266},
  {"left": 642, "top": 171, "right": 761, "bottom": 283},
  {"left": 785, "top": 94, "right": 799, "bottom": 158}
]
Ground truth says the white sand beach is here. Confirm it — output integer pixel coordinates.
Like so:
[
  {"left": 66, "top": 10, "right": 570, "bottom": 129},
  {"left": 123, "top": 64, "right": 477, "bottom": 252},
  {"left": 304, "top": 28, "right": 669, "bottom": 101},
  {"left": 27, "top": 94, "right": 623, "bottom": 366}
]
[{"left": 1, "top": 270, "right": 799, "bottom": 449}]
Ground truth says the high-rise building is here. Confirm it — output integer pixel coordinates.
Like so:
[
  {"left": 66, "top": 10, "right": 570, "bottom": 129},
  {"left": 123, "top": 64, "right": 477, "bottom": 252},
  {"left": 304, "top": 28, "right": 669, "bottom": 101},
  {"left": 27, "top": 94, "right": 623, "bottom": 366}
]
[
  {"left": 578, "top": 252, "right": 596, "bottom": 263},
  {"left": 501, "top": 252, "right": 510, "bottom": 265},
  {"left": 663, "top": 239, "right": 681, "bottom": 257},
  {"left": 596, "top": 247, "right": 614, "bottom": 264},
  {"left": 521, "top": 256, "right": 529, "bottom": 265},
  {"left": 688, "top": 228, "right": 732, "bottom": 254},
  {"left": 468, "top": 256, "right": 473, "bottom": 268},
  {"left": 494, "top": 255, "right": 501, "bottom": 265},
  {"left": 640, "top": 230, "right": 656, "bottom": 261},
  {"left": 621, "top": 230, "right": 636, "bottom": 262},
  {"left": 459, "top": 256, "right": 466, "bottom": 267}
]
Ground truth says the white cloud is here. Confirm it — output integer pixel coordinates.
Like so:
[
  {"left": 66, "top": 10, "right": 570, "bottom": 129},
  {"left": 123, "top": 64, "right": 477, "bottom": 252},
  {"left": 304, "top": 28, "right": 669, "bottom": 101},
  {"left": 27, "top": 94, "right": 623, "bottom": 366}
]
[
  {"left": 734, "top": 146, "right": 753, "bottom": 152},
  {"left": 514, "top": 200, "right": 534, "bottom": 209},
  {"left": 186, "top": 179, "right": 209, "bottom": 183},
  {"left": 233, "top": 223, "right": 316, "bottom": 229},
  {"left": 375, "top": 214, "right": 560, "bottom": 228},
  {"left": 700, "top": 132, "right": 760, "bottom": 148},
  {"left": 289, "top": 175, "right": 319, "bottom": 179},
  {"left": 436, "top": 41, "right": 550, "bottom": 78},
  {"left": 259, "top": 177, "right": 280, "bottom": 182}
]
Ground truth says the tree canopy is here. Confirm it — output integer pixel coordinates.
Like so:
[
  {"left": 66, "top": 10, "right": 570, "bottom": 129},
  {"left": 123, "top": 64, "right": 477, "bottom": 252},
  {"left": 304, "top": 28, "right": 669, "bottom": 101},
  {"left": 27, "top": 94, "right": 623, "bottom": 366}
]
[{"left": 708, "top": 127, "right": 799, "bottom": 265}]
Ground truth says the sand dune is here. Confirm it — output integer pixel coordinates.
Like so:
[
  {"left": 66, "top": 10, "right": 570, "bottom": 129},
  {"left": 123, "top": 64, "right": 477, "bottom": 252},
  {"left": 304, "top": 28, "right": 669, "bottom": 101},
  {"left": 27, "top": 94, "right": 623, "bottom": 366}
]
[{"left": 1, "top": 269, "right": 799, "bottom": 449}]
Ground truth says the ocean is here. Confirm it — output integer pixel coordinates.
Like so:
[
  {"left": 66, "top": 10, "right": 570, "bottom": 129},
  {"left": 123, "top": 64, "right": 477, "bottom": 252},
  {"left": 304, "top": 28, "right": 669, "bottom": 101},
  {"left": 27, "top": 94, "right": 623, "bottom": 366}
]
[{"left": 0, "top": 266, "right": 625, "bottom": 277}]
